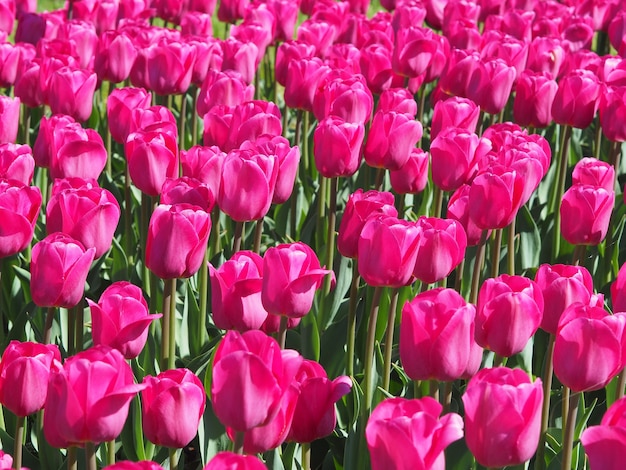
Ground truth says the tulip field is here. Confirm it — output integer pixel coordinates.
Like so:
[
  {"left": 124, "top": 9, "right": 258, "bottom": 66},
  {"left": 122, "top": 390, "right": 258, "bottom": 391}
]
[{"left": 4, "top": 0, "right": 626, "bottom": 469}]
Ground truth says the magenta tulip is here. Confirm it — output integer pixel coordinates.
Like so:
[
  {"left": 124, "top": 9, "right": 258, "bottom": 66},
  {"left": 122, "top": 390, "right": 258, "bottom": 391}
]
[
  {"left": 0, "top": 96, "right": 20, "bottom": 143},
  {"left": 196, "top": 69, "right": 254, "bottom": 118},
  {"left": 126, "top": 129, "right": 178, "bottom": 197},
  {"left": 364, "top": 111, "right": 422, "bottom": 171},
  {"left": 0, "top": 180, "right": 40, "bottom": 259},
  {"left": 180, "top": 145, "right": 225, "bottom": 200},
  {"left": 552, "top": 69, "right": 601, "bottom": 129},
  {"left": 203, "top": 453, "right": 266, "bottom": 470},
  {"left": 313, "top": 117, "right": 365, "bottom": 178},
  {"left": 94, "top": 30, "right": 138, "bottom": 84},
  {"left": 560, "top": 184, "right": 614, "bottom": 246},
  {"left": 581, "top": 397, "right": 626, "bottom": 470},
  {"left": 513, "top": 71, "right": 558, "bottom": 128},
  {"left": 47, "top": 66, "right": 97, "bottom": 122},
  {"left": 0, "top": 143, "right": 34, "bottom": 185},
  {"left": 389, "top": 148, "right": 429, "bottom": 195},
  {"left": 106, "top": 88, "right": 152, "bottom": 145},
  {"left": 572, "top": 157, "right": 615, "bottom": 192},
  {"left": 430, "top": 96, "right": 480, "bottom": 140}
]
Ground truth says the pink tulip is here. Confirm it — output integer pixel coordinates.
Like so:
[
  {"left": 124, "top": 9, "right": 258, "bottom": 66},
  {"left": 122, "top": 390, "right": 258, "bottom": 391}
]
[
  {"left": 146, "top": 204, "right": 211, "bottom": 279},
  {"left": 364, "top": 111, "right": 422, "bottom": 171},
  {"left": 358, "top": 215, "right": 420, "bottom": 288},
  {"left": 389, "top": 148, "right": 429, "bottom": 195},
  {"left": 313, "top": 74, "right": 373, "bottom": 125},
  {"left": 161, "top": 177, "right": 214, "bottom": 212},
  {"left": 48, "top": 122, "right": 107, "bottom": 181},
  {"left": 142, "top": 369, "right": 206, "bottom": 448},
  {"left": 572, "top": 157, "right": 615, "bottom": 192},
  {"left": 196, "top": 69, "right": 254, "bottom": 118},
  {"left": 211, "top": 330, "right": 302, "bottom": 432},
  {"left": 217, "top": 0, "right": 249, "bottom": 23},
  {"left": 447, "top": 184, "right": 490, "bottom": 246},
  {"left": 106, "top": 87, "right": 152, "bottom": 144},
  {"left": 462, "top": 367, "right": 542, "bottom": 468},
  {"left": 104, "top": 462, "right": 164, "bottom": 470},
  {"left": 30, "top": 233, "right": 95, "bottom": 308},
  {"left": 94, "top": 30, "right": 138, "bottom": 84},
  {"left": 400, "top": 288, "right": 481, "bottom": 381},
  {"left": 209, "top": 251, "right": 268, "bottom": 331},
  {"left": 43, "top": 346, "right": 145, "bottom": 447},
  {"left": 129, "top": 105, "right": 178, "bottom": 139},
  {"left": 466, "top": 58, "right": 516, "bottom": 115},
  {"left": 0, "top": 143, "right": 34, "bottom": 185},
  {"left": 284, "top": 57, "right": 330, "bottom": 113},
  {"left": 0, "top": 180, "right": 40, "bottom": 258},
  {"left": 0, "top": 42, "right": 19, "bottom": 88},
  {"left": 227, "top": 100, "right": 282, "bottom": 151},
  {"left": 126, "top": 129, "right": 178, "bottom": 197},
  {"left": 554, "top": 303, "right": 626, "bottom": 392},
  {"left": 132, "top": 39, "right": 196, "bottom": 95},
  {"left": 0, "top": 96, "right": 20, "bottom": 144},
  {"left": 378, "top": 88, "right": 417, "bottom": 116},
  {"left": 337, "top": 189, "right": 398, "bottom": 259},
  {"left": 275, "top": 41, "right": 316, "bottom": 87},
  {"left": 366, "top": 397, "right": 464, "bottom": 470},
  {"left": 221, "top": 38, "right": 258, "bottom": 85},
  {"left": 581, "top": 397, "right": 626, "bottom": 470},
  {"left": 202, "top": 105, "right": 233, "bottom": 151},
  {"left": 14, "top": 58, "right": 43, "bottom": 109},
  {"left": 0, "top": 341, "right": 60, "bottom": 417},
  {"left": 262, "top": 242, "right": 333, "bottom": 318},
  {"left": 185, "top": 37, "right": 223, "bottom": 87},
  {"left": 513, "top": 71, "right": 558, "bottom": 128},
  {"left": 430, "top": 96, "right": 480, "bottom": 140},
  {"left": 180, "top": 145, "right": 225, "bottom": 200},
  {"left": 313, "top": 117, "right": 365, "bottom": 178},
  {"left": 359, "top": 42, "right": 400, "bottom": 95},
  {"left": 526, "top": 37, "right": 566, "bottom": 79},
  {"left": 476, "top": 274, "right": 544, "bottom": 356},
  {"left": 203, "top": 453, "right": 266, "bottom": 470},
  {"left": 613, "top": 262, "right": 626, "bottom": 313},
  {"left": 600, "top": 84, "right": 626, "bottom": 142},
  {"left": 552, "top": 69, "right": 601, "bottom": 129},
  {"left": 438, "top": 48, "right": 480, "bottom": 99},
  {"left": 47, "top": 66, "right": 96, "bottom": 122},
  {"left": 392, "top": 26, "right": 439, "bottom": 78},
  {"left": 560, "top": 184, "right": 614, "bottom": 246},
  {"left": 88, "top": 282, "right": 162, "bottom": 359}
]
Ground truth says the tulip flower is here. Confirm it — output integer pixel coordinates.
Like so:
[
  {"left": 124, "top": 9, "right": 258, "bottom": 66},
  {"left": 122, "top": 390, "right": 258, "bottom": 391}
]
[
  {"left": 47, "top": 66, "right": 97, "bottom": 122},
  {"left": 0, "top": 179, "right": 41, "bottom": 259},
  {"left": 526, "top": 36, "right": 566, "bottom": 79},
  {"left": 560, "top": 184, "right": 614, "bottom": 246},
  {"left": 600, "top": 85, "right": 626, "bottom": 142},
  {"left": 0, "top": 143, "right": 34, "bottom": 185},
  {"left": 227, "top": 100, "right": 282, "bottom": 151},
  {"left": 466, "top": 58, "right": 516, "bottom": 115},
  {"left": 572, "top": 157, "right": 615, "bottom": 192},
  {"left": 88, "top": 282, "right": 162, "bottom": 359},
  {"left": 142, "top": 368, "right": 206, "bottom": 448},
  {"left": 30, "top": 233, "right": 96, "bottom": 308},
  {"left": 313, "top": 74, "right": 373, "bottom": 125},
  {"left": 221, "top": 38, "right": 258, "bottom": 85},
  {"left": 129, "top": 105, "right": 178, "bottom": 139},
  {"left": 377, "top": 88, "right": 418, "bottom": 116},
  {"left": 186, "top": 37, "right": 223, "bottom": 87},
  {"left": 430, "top": 96, "right": 480, "bottom": 140},
  {"left": 389, "top": 148, "right": 429, "bottom": 195},
  {"left": 203, "top": 453, "right": 266, "bottom": 470},
  {"left": 132, "top": 39, "right": 196, "bottom": 95},
  {"left": 581, "top": 397, "right": 626, "bottom": 470},
  {"left": 366, "top": 397, "right": 464, "bottom": 470},
  {"left": 364, "top": 111, "right": 423, "bottom": 171},
  {"left": 160, "top": 177, "right": 215, "bottom": 211},
  {"left": 180, "top": 145, "right": 225, "bottom": 200},
  {"left": 104, "top": 462, "right": 164, "bottom": 470},
  {"left": 43, "top": 345, "right": 146, "bottom": 447},
  {"left": 400, "top": 288, "right": 482, "bottom": 381},
  {"left": 0, "top": 341, "right": 61, "bottom": 417},
  {"left": 126, "top": 129, "right": 178, "bottom": 197},
  {"left": 554, "top": 303, "right": 626, "bottom": 392},
  {"left": 552, "top": 69, "right": 601, "bottom": 129},
  {"left": 476, "top": 275, "right": 544, "bottom": 357},
  {"left": 462, "top": 367, "right": 543, "bottom": 468},
  {"left": 48, "top": 122, "right": 107, "bottom": 181},
  {"left": 0, "top": 96, "right": 20, "bottom": 143},
  {"left": 284, "top": 57, "right": 330, "bottom": 113},
  {"left": 145, "top": 204, "right": 211, "bottom": 280},
  {"left": 392, "top": 26, "right": 439, "bottom": 78},
  {"left": 313, "top": 117, "right": 365, "bottom": 178},
  {"left": 94, "top": 30, "right": 137, "bottom": 84},
  {"left": 613, "top": 262, "right": 626, "bottom": 313},
  {"left": 196, "top": 70, "right": 254, "bottom": 118},
  {"left": 209, "top": 251, "right": 268, "bottom": 331},
  {"left": 513, "top": 71, "right": 558, "bottom": 128},
  {"left": 106, "top": 88, "right": 152, "bottom": 144}
]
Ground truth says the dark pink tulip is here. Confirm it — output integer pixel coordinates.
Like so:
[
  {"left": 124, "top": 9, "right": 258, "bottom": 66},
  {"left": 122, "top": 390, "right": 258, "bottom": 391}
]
[
  {"left": 133, "top": 39, "right": 196, "bottom": 95},
  {"left": 275, "top": 41, "right": 316, "bottom": 87},
  {"left": 202, "top": 105, "right": 233, "bottom": 150},
  {"left": 196, "top": 69, "right": 254, "bottom": 118},
  {"left": 526, "top": 37, "right": 566, "bottom": 79},
  {"left": 0, "top": 96, "right": 20, "bottom": 144},
  {"left": 217, "top": 0, "right": 249, "bottom": 23},
  {"left": 107, "top": 87, "right": 152, "bottom": 145},
  {"left": 560, "top": 184, "right": 614, "bottom": 246},
  {"left": 364, "top": 111, "right": 422, "bottom": 171},
  {"left": 46, "top": 182, "right": 121, "bottom": 259},
  {"left": 446, "top": 184, "right": 489, "bottom": 246},
  {"left": 463, "top": 367, "right": 542, "bottom": 468},
  {"left": 359, "top": 42, "right": 401, "bottom": 95},
  {"left": 104, "top": 462, "right": 164, "bottom": 470},
  {"left": 581, "top": 397, "right": 626, "bottom": 470},
  {"left": 572, "top": 157, "right": 615, "bottom": 192},
  {"left": 513, "top": 71, "right": 558, "bottom": 128},
  {"left": 0, "top": 341, "right": 60, "bottom": 417},
  {"left": 228, "top": 100, "right": 282, "bottom": 150},
  {"left": 468, "top": 165, "right": 525, "bottom": 230},
  {"left": 476, "top": 275, "right": 544, "bottom": 357},
  {"left": 47, "top": 67, "right": 96, "bottom": 122},
  {"left": 366, "top": 397, "right": 464, "bottom": 470},
  {"left": 154, "top": 0, "right": 186, "bottom": 23},
  {"left": 288, "top": 360, "right": 352, "bottom": 443},
  {"left": 203, "top": 453, "right": 266, "bottom": 470},
  {"left": 209, "top": 250, "right": 268, "bottom": 331},
  {"left": 160, "top": 177, "right": 214, "bottom": 211},
  {"left": 358, "top": 215, "right": 420, "bottom": 288},
  {"left": 89, "top": 281, "right": 161, "bottom": 360},
  {"left": 400, "top": 288, "right": 481, "bottom": 382},
  {"left": 185, "top": 37, "right": 223, "bottom": 87},
  {"left": 180, "top": 145, "right": 225, "bottom": 200},
  {"left": 0, "top": 42, "right": 19, "bottom": 88},
  {"left": 262, "top": 242, "right": 332, "bottom": 318},
  {"left": 30, "top": 233, "right": 95, "bottom": 308},
  {"left": 297, "top": 18, "right": 338, "bottom": 58},
  {"left": 485, "top": 8, "right": 535, "bottom": 42},
  {"left": 430, "top": 128, "right": 490, "bottom": 192},
  {"left": 14, "top": 58, "right": 43, "bottom": 109},
  {"left": 285, "top": 57, "right": 330, "bottom": 113},
  {"left": 466, "top": 58, "right": 516, "bottom": 115},
  {"left": 392, "top": 26, "right": 439, "bottom": 78},
  {"left": 378, "top": 88, "right": 417, "bottom": 116},
  {"left": 94, "top": 30, "right": 138, "bottom": 84},
  {"left": 218, "top": 149, "right": 278, "bottom": 221},
  {"left": 146, "top": 204, "right": 211, "bottom": 279},
  {"left": 313, "top": 74, "right": 373, "bottom": 125},
  {"left": 0, "top": 179, "right": 40, "bottom": 259},
  {"left": 46, "top": 122, "right": 107, "bottom": 181},
  {"left": 600, "top": 85, "right": 626, "bottom": 142},
  {"left": 613, "top": 262, "right": 626, "bottom": 313},
  {"left": 0, "top": 0, "right": 14, "bottom": 34},
  {"left": 15, "top": 12, "right": 45, "bottom": 45},
  {"left": 211, "top": 330, "right": 302, "bottom": 432},
  {"left": 445, "top": 18, "right": 481, "bottom": 51},
  {"left": 142, "top": 369, "right": 206, "bottom": 448},
  {"left": 43, "top": 346, "right": 146, "bottom": 447},
  {"left": 313, "top": 117, "right": 364, "bottom": 178},
  {"left": 430, "top": 97, "right": 480, "bottom": 140},
  {"left": 552, "top": 69, "right": 601, "bottom": 129},
  {"left": 597, "top": 56, "right": 626, "bottom": 87},
  {"left": 221, "top": 37, "right": 258, "bottom": 85},
  {"left": 413, "top": 217, "right": 466, "bottom": 285},
  {"left": 126, "top": 130, "right": 178, "bottom": 197},
  {"left": 438, "top": 48, "right": 480, "bottom": 99},
  {"left": 609, "top": 11, "right": 626, "bottom": 57},
  {"left": 441, "top": 0, "right": 480, "bottom": 35},
  {"left": 266, "top": 0, "right": 299, "bottom": 42},
  {"left": 0, "top": 143, "right": 34, "bottom": 185},
  {"left": 390, "top": 148, "right": 429, "bottom": 195},
  {"left": 57, "top": 20, "right": 98, "bottom": 70},
  {"left": 231, "top": 20, "right": 273, "bottom": 64},
  {"left": 129, "top": 105, "right": 178, "bottom": 139},
  {"left": 554, "top": 303, "right": 626, "bottom": 392},
  {"left": 560, "top": 15, "right": 594, "bottom": 52},
  {"left": 337, "top": 189, "right": 397, "bottom": 259}
]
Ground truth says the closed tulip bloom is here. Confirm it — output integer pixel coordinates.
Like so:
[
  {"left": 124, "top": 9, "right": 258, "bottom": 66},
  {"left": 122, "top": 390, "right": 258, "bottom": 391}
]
[
  {"left": 359, "top": 42, "right": 400, "bottom": 95},
  {"left": 313, "top": 74, "right": 373, "bottom": 125},
  {"left": 600, "top": 85, "right": 626, "bottom": 142},
  {"left": 0, "top": 143, "right": 34, "bottom": 185},
  {"left": 104, "top": 462, "right": 164, "bottom": 470},
  {"left": 366, "top": 397, "right": 464, "bottom": 470},
  {"left": 196, "top": 70, "right": 254, "bottom": 118},
  {"left": 48, "top": 123, "right": 107, "bottom": 181},
  {"left": 430, "top": 96, "right": 480, "bottom": 140},
  {"left": 392, "top": 26, "right": 439, "bottom": 78},
  {"left": 211, "top": 330, "right": 302, "bottom": 432},
  {"left": 275, "top": 41, "right": 316, "bottom": 87},
  {"left": 227, "top": 100, "right": 282, "bottom": 151},
  {"left": 43, "top": 346, "right": 146, "bottom": 447},
  {"left": 89, "top": 282, "right": 162, "bottom": 359},
  {"left": 613, "top": 262, "right": 626, "bottom": 313},
  {"left": 554, "top": 303, "right": 626, "bottom": 392},
  {"left": 462, "top": 367, "right": 542, "bottom": 468},
  {"left": 181, "top": 145, "right": 225, "bottom": 200},
  {"left": 572, "top": 157, "right": 615, "bottom": 192},
  {"left": 446, "top": 184, "right": 491, "bottom": 246},
  {"left": 0, "top": 42, "right": 19, "bottom": 88},
  {"left": 0, "top": 96, "right": 20, "bottom": 143},
  {"left": 14, "top": 58, "right": 43, "bottom": 109},
  {"left": 186, "top": 37, "right": 223, "bottom": 87},
  {"left": 0, "top": 180, "right": 40, "bottom": 258},
  {"left": 202, "top": 105, "right": 233, "bottom": 150},
  {"left": 31, "top": 233, "right": 95, "bottom": 308},
  {"left": 47, "top": 66, "right": 96, "bottom": 122},
  {"left": 466, "top": 58, "right": 516, "bottom": 115},
  {"left": 412, "top": 217, "right": 466, "bottom": 284},
  {"left": 476, "top": 275, "right": 544, "bottom": 357},
  {"left": 400, "top": 288, "right": 481, "bottom": 381},
  {"left": 203, "top": 453, "right": 266, "bottom": 470},
  {"left": 133, "top": 39, "right": 196, "bottom": 95},
  {"left": 337, "top": 189, "right": 398, "bottom": 259},
  {"left": 526, "top": 37, "right": 566, "bottom": 79},
  {"left": 552, "top": 69, "right": 601, "bottom": 129},
  {"left": 146, "top": 204, "right": 211, "bottom": 279},
  {"left": 358, "top": 216, "right": 420, "bottom": 288},
  {"left": 364, "top": 111, "right": 422, "bottom": 171},
  {"left": 160, "top": 177, "right": 214, "bottom": 211},
  {"left": 221, "top": 38, "right": 258, "bottom": 85},
  {"left": 218, "top": 149, "right": 278, "bottom": 222},
  {"left": 581, "top": 397, "right": 626, "bottom": 470},
  {"left": 217, "top": 0, "right": 249, "bottom": 23},
  {"left": 438, "top": 49, "right": 481, "bottom": 99},
  {"left": 209, "top": 251, "right": 268, "bottom": 331},
  {"left": 262, "top": 242, "right": 332, "bottom": 318},
  {"left": 285, "top": 57, "right": 330, "bottom": 113},
  {"left": 313, "top": 117, "right": 365, "bottom": 178},
  {"left": 46, "top": 182, "right": 120, "bottom": 259},
  {"left": 142, "top": 369, "right": 206, "bottom": 448},
  {"left": 107, "top": 87, "right": 152, "bottom": 144},
  {"left": 94, "top": 30, "right": 138, "bottom": 84},
  {"left": 0, "top": 341, "right": 61, "bottom": 417},
  {"left": 513, "top": 71, "right": 558, "bottom": 128},
  {"left": 378, "top": 88, "right": 418, "bottom": 116},
  {"left": 390, "top": 148, "right": 429, "bottom": 195},
  {"left": 126, "top": 130, "right": 178, "bottom": 197},
  {"left": 560, "top": 184, "right": 614, "bottom": 246}
]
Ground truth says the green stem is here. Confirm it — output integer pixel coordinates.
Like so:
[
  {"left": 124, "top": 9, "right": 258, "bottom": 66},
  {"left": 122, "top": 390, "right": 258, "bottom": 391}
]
[
  {"left": 301, "top": 442, "right": 311, "bottom": 470},
  {"left": 278, "top": 315, "right": 288, "bottom": 349},
  {"left": 382, "top": 288, "right": 400, "bottom": 392},
  {"left": 74, "top": 304, "right": 84, "bottom": 353},
  {"left": 551, "top": 125, "right": 572, "bottom": 261},
  {"left": 13, "top": 416, "right": 24, "bottom": 470},
  {"left": 107, "top": 440, "right": 115, "bottom": 465},
  {"left": 363, "top": 286, "right": 384, "bottom": 416},
  {"left": 124, "top": 163, "right": 134, "bottom": 267},
  {"left": 44, "top": 307, "right": 55, "bottom": 344},
  {"left": 210, "top": 207, "right": 221, "bottom": 258},
  {"left": 374, "top": 168, "right": 385, "bottom": 190},
  {"left": 492, "top": 353, "right": 504, "bottom": 367},
  {"left": 169, "top": 448, "right": 178, "bottom": 470},
  {"left": 233, "top": 431, "right": 245, "bottom": 454},
  {"left": 346, "top": 264, "right": 360, "bottom": 377},
  {"left": 617, "top": 367, "right": 626, "bottom": 401},
  {"left": 507, "top": 218, "right": 515, "bottom": 275},
  {"left": 106, "top": 118, "right": 112, "bottom": 178},
  {"left": 572, "top": 245, "right": 586, "bottom": 267},
  {"left": 491, "top": 229, "right": 503, "bottom": 279},
  {"left": 537, "top": 335, "right": 555, "bottom": 470},
  {"left": 233, "top": 221, "right": 244, "bottom": 253},
  {"left": 432, "top": 185, "right": 443, "bottom": 219},
  {"left": 191, "top": 86, "right": 199, "bottom": 147},
  {"left": 22, "top": 105, "right": 31, "bottom": 146},
  {"left": 302, "top": 112, "right": 310, "bottom": 173},
  {"left": 429, "top": 379, "right": 439, "bottom": 401},
  {"left": 161, "top": 278, "right": 175, "bottom": 370},
  {"left": 67, "top": 447, "right": 77, "bottom": 470},
  {"left": 85, "top": 442, "right": 97, "bottom": 470},
  {"left": 316, "top": 176, "right": 328, "bottom": 252},
  {"left": 168, "top": 278, "right": 177, "bottom": 370},
  {"left": 454, "top": 258, "right": 465, "bottom": 294},
  {"left": 253, "top": 218, "right": 263, "bottom": 254},
  {"left": 67, "top": 307, "right": 76, "bottom": 356},
  {"left": 470, "top": 231, "right": 488, "bottom": 304},
  {"left": 179, "top": 93, "right": 187, "bottom": 154},
  {"left": 562, "top": 386, "right": 570, "bottom": 435},
  {"left": 561, "top": 392, "right": 580, "bottom": 470},
  {"left": 197, "top": 248, "right": 209, "bottom": 351},
  {"left": 323, "top": 178, "right": 337, "bottom": 297},
  {"left": 141, "top": 194, "right": 153, "bottom": 306},
  {"left": 442, "top": 382, "right": 453, "bottom": 413}
]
